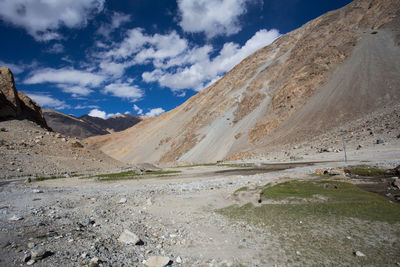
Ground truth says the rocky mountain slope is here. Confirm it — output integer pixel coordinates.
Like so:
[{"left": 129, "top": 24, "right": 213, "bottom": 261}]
[
  {"left": 87, "top": 0, "right": 400, "bottom": 165},
  {"left": 43, "top": 110, "right": 141, "bottom": 139},
  {"left": 0, "top": 67, "right": 49, "bottom": 130}
]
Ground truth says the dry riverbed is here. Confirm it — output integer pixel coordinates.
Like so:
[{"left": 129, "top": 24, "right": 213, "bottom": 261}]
[{"left": 1, "top": 161, "right": 400, "bottom": 266}]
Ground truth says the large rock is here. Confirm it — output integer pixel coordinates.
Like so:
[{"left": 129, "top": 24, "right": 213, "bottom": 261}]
[{"left": 0, "top": 67, "right": 49, "bottom": 129}]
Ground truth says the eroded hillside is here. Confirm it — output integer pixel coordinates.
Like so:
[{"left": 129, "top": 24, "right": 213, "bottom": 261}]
[{"left": 87, "top": 0, "right": 400, "bottom": 165}]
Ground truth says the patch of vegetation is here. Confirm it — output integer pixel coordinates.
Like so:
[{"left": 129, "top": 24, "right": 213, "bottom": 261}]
[
  {"left": 85, "top": 170, "right": 181, "bottom": 181},
  {"left": 344, "top": 165, "right": 394, "bottom": 177},
  {"left": 234, "top": 186, "right": 249, "bottom": 193},
  {"left": 35, "top": 175, "right": 60, "bottom": 181},
  {"left": 218, "top": 180, "right": 400, "bottom": 265},
  {"left": 309, "top": 173, "right": 332, "bottom": 179}
]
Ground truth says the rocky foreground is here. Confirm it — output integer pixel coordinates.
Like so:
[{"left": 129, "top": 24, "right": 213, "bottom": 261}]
[{"left": 1, "top": 158, "right": 400, "bottom": 266}]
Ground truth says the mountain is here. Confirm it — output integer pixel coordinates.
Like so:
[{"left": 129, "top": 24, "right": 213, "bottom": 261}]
[
  {"left": 87, "top": 0, "right": 400, "bottom": 165},
  {"left": 43, "top": 110, "right": 141, "bottom": 139},
  {"left": 79, "top": 114, "right": 142, "bottom": 133},
  {"left": 0, "top": 67, "right": 49, "bottom": 129}
]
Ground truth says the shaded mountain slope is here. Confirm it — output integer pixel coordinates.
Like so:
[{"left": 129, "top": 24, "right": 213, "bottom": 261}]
[
  {"left": 87, "top": 0, "right": 400, "bottom": 165},
  {"left": 43, "top": 110, "right": 141, "bottom": 139}
]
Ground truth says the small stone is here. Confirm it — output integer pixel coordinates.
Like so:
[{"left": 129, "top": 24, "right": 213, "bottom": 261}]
[
  {"left": 144, "top": 256, "right": 170, "bottom": 267},
  {"left": 346, "top": 236, "right": 352, "bottom": 240},
  {"left": 8, "top": 215, "right": 23, "bottom": 221},
  {"left": 27, "top": 242, "right": 35, "bottom": 249},
  {"left": 176, "top": 256, "right": 182, "bottom": 264},
  {"left": 26, "top": 259, "right": 35, "bottom": 265},
  {"left": 118, "top": 229, "right": 141, "bottom": 245},
  {"left": 89, "top": 257, "right": 99, "bottom": 267},
  {"left": 296, "top": 250, "right": 301, "bottom": 255},
  {"left": 354, "top": 251, "right": 366, "bottom": 257},
  {"left": 119, "top": 197, "right": 127, "bottom": 204},
  {"left": 31, "top": 247, "right": 46, "bottom": 260},
  {"left": 64, "top": 173, "right": 70, "bottom": 178},
  {"left": 376, "top": 138, "right": 384, "bottom": 144},
  {"left": 32, "top": 189, "right": 43, "bottom": 194},
  {"left": 0, "top": 127, "right": 6, "bottom": 132},
  {"left": 25, "top": 178, "right": 32, "bottom": 183}
]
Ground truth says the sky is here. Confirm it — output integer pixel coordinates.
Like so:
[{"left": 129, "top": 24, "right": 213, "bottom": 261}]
[{"left": 0, "top": 0, "right": 352, "bottom": 119}]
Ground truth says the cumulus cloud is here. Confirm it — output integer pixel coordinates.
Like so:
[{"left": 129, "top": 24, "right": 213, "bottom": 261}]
[
  {"left": 177, "top": 0, "right": 252, "bottom": 38},
  {"left": 102, "top": 82, "right": 144, "bottom": 102},
  {"left": 88, "top": 109, "right": 108, "bottom": 119},
  {"left": 58, "top": 85, "right": 93, "bottom": 97},
  {"left": 133, "top": 104, "right": 143, "bottom": 115},
  {"left": 0, "top": 0, "right": 105, "bottom": 41},
  {"left": 97, "top": 12, "right": 131, "bottom": 38},
  {"left": 105, "top": 29, "right": 188, "bottom": 64},
  {"left": 142, "top": 28, "right": 280, "bottom": 91},
  {"left": 88, "top": 109, "right": 122, "bottom": 119},
  {"left": 27, "top": 93, "right": 70, "bottom": 109},
  {"left": 24, "top": 67, "right": 105, "bottom": 87},
  {"left": 145, "top": 108, "right": 165, "bottom": 117}
]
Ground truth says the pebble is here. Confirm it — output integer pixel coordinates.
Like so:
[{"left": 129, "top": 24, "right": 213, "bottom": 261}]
[
  {"left": 118, "top": 229, "right": 142, "bottom": 245},
  {"left": 26, "top": 259, "right": 36, "bottom": 265},
  {"left": 144, "top": 256, "right": 170, "bottom": 267},
  {"left": 8, "top": 215, "right": 23, "bottom": 221},
  {"left": 32, "top": 189, "right": 43, "bottom": 194},
  {"left": 27, "top": 242, "right": 35, "bottom": 249},
  {"left": 89, "top": 257, "right": 100, "bottom": 267},
  {"left": 119, "top": 197, "right": 127, "bottom": 204},
  {"left": 31, "top": 246, "right": 46, "bottom": 260},
  {"left": 176, "top": 256, "right": 182, "bottom": 264},
  {"left": 354, "top": 251, "right": 366, "bottom": 257}
]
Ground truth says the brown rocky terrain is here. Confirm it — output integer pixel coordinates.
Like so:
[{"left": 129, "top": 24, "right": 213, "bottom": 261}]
[
  {"left": 87, "top": 0, "right": 400, "bottom": 166},
  {"left": 0, "top": 67, "right": 49, "bottom": 130},
  {"left": 0, "top": 68, "right": 129, "bottom": 179}
]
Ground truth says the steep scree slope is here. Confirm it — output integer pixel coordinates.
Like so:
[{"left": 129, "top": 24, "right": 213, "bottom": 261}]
[{"left": 87, "top": 0, "right": 400, "bottom": 165}]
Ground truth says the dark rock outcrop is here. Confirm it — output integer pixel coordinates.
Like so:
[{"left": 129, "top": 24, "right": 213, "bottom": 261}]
[{"left": 0, "top": 67, "right": 49, "bottom": 129}]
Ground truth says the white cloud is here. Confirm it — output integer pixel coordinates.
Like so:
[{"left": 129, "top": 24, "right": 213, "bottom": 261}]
[
  {"left": 102, "top": 82, "right": 144, "bottom": 102},
  {"left": 24, "top": 67, "right": 105, "bottom": 87},
  {"left": 88, "top": 109, "right": 107, "bottom": 119},
  {"left": 58, "top": 85, "right": 93, "bottom": 97},
  {"left": 105, "top": 29, "right": 188, "bottom": 64},
  {"left": 26, "top": 93, "right": 70, "bottom": 109},
  {"left": 0, "top": 0, "right": 105, "bottom": 41},
  {"left": 97, "top": 12, "right": 131, "bottom": 38},
  {"left": 74, "top": 104, "right": 99, "bottom": 109},
  {"left": 145, "top": 108, "right": 165, "bottom": 117},
  {"left": 133, "top": 104, "right": 143, "bottom": 115},
  {"left": 88, "top": 109, "right": 122, "bottom": 119},
  {"left": 177, "top": 0, "right": 252, "bottom": 38},
  {"left": 142, "top": 28, "right": 280, "bottom": 91},
  {"left": 47, "top": 43, "right": 64, "bottom": 54}
]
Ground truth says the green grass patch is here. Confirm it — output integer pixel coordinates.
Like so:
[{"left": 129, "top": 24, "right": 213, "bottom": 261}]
[
  {"left": 344, "top": 165, "right": 394, "bottom": 177},
  {"left": 218, "top": 180, "right": 400, "bottom": 265},
  {"left": 85, "top": 170, "right": 181, "bottom": 181},
  {"left": 35, "top": 175, "right": 60, "bottom": 181},
  {"left": 234, "top": 186, "right": 249, "bottom": 193}
]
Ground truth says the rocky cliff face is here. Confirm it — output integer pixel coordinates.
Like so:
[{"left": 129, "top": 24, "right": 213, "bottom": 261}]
[
  {"left": 0, "top": 67, "right": 49, "bottom": 129},
  {"left": 87, "top": 0, "right": 400, "bottom": 165}
]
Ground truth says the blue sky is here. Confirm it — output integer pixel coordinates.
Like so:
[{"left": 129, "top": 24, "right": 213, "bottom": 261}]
[{"left": 0, "top": 0, "right": 352, "bottom": 119}]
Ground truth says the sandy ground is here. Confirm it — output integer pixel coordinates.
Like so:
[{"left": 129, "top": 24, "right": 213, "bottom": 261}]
[{"left": 1, "top": 144, "right": 399, "bottom": 266}]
